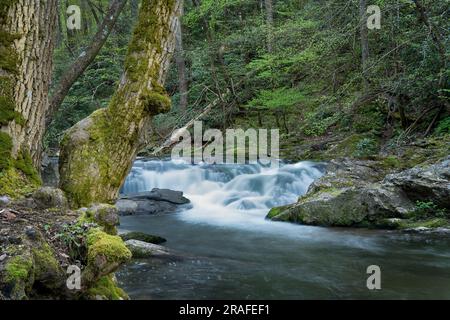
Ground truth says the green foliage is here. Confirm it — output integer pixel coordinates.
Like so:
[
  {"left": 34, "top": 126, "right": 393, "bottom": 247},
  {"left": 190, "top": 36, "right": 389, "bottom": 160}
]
[
  {"left": 434, "top": 117, "right": 450, "bottom": 136},
  {"left": 56, "top": 222, "right": 94, "bottom": 263},
  {"left": 247, "top": 87, "right": 306, "bottom": 110},
  {"left": 407, "top": 201, "right": 448, "bottom": 220},
  {"left": 353, "top": 138, "right": 379, "bottom": 159}
]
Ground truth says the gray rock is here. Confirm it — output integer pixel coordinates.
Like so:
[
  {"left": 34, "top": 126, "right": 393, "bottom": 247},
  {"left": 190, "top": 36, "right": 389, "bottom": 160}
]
[
  {"left": 117, "top": 188, "right": 191, "bottom": 216},
  {"left": 125, "top": 240, "right": 172, "bottom": 259},
  {"left": 384, "top": 157, "right": 450, "bottom": 209},
  {"left": 120, "top": 232, "right": 166, "bottom": 244},
  {"left": 268, "top": 158, "right": 448, "bottom": 229},
  {"left": 32, "top": 187, "right": 68, "bottom": 210},
  {"left": 121, "top": 188, "right": 190, "bottom": 205},
  {"left": 0, "top": 196, "right": 10, "bottom": 207}
]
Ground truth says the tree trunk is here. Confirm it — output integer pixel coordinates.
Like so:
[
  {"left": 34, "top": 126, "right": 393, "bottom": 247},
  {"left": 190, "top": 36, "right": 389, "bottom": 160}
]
[
  {"left": 59, "top": 0, "right": 182, "bottom": 208},
  {"left": 1, "top": 0, "right": 58, "bottom": 194},
  {"left": 46, "top": 0, "right": 128, "bottom": 129},
  {"left": 174, "top": 1, "right": 188, "bottom": 111},
  {"left": 264, "top": 0, "right": 274, "bottom": 53},
  {"left": 359, "top": 0, "right": 369, "bottom": 91}
]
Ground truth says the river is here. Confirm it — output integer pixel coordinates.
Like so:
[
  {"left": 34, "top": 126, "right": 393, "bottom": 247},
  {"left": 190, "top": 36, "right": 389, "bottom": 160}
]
[{"left": 116, "top": 159, "right": 450, "bottom": 299}]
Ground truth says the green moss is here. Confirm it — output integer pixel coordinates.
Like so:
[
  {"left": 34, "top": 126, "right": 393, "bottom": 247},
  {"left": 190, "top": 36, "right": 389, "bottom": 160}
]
[
  {"left": 88, "top": 275, "right": 129, "bottom": 300},
  {"left": 4, "top": 256, "right": 33, "bottom": 283},
  {"left": 379, "top": 155, "right": 402, "bottom": 170},
  {"left": 0, "top": 167, "right": 36, "bottom": 197},
  {"left": 398, "top": 218, "right": 449, "bottom": 230},
  {"left": 0, "top": 131, "right": 12, "bottom": 170},
  {"left": 140, "top": 90, "right": 171, "bottom": 115},
  {"left": 32, "top": 243, "right": 61, "bottom": 284},
  {"left": 78, "top": 204, "right": 118, "bottom": 235},
  {"left": 266, "top": 205, "right": 290, "bottom": 219},
  {"left": 87, "top": 229, "right": 132, "bottom": 266},
  {"left": 14, "top": 149, "right": 41, "bottom": 185}
]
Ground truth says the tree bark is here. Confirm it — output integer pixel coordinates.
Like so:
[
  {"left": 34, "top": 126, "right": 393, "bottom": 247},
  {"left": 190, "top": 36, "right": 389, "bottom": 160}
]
[
  {"left": 359, "top": 0, "right": 369, "bottom": 91},
  {"left": 46, "top": 0, "right": 128, "bottom": 129},
  {"left": 174, "top": 1, "right": 188, "bottom": 111},
  {"left": 59, "top": 0, "right": 182, "bottom": 208},
  {"left": 0, "top": 0, "right": 58, "bottom": 174}
]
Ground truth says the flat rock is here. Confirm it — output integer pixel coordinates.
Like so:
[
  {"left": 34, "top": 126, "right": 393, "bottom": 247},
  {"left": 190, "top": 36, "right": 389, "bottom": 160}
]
[
  {"left": 125, "top": 240, "right": 173, "bottom": 259},
  {"left": 117, "top": 188, "right": 191, "bottom": 216},
  {"left": 121, "top": 188, "right": 190, "bottom": 204}
]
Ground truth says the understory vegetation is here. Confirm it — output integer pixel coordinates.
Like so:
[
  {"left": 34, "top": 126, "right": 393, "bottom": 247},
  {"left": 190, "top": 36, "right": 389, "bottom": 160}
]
[{"left": 46, "top": 0, "right": 449, "bottom": 163}]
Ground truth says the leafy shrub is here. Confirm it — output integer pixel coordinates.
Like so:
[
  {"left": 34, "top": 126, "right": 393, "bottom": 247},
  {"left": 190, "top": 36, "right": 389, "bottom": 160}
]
[
  {"left": 406, "top": 201, "right": 448, "bottom": 220},
  {"left": 352, "top": 138, "right": 379, "bottom": 158},
  {"left": 434, "top": 116, "right": 450, "bottom": 136}
]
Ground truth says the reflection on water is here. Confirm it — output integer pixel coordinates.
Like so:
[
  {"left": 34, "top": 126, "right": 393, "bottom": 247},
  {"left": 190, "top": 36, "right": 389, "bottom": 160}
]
[{"left": 117, "top": 160, "right": 450, "bottom": 299}]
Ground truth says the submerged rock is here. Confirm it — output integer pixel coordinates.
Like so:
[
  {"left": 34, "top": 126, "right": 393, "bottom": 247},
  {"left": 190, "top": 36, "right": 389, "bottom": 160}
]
[
  {"left": 120, "top": 232, "right": 167, "bottom": 245},
  {"left": 267, "top": 158, "right": 449, "bottom": 230},
  {"left": 117, "top": 188, "right": 191, "bottom": 216},
  {"left": 125, "top": 240, "right": 172, "bottom": 259}
]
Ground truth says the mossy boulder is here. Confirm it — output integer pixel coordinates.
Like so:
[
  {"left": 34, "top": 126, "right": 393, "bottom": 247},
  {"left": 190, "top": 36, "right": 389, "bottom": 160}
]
[
  {"left": 82, "top": 229, "right": 131, "bottom": 286},
  {"left": 0, "top": 230, "right": 65, "bottom": 299},
  {"left": 78, "top": 204, "right": 120, "bottom": 235},
  {"left": 87, "top": 275, "right": 129, "bottom": 300},
  {"left": 32, "top": 187, "right": 69, "bottom": 210},
  {"left": 267, "top": 158, "right": 449, "bottom": 230}
]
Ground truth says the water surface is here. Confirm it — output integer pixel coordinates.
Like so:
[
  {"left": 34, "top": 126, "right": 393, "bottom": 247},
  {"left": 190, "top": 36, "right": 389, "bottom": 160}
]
[{"left": 117, "top": 160, "right": 450, "bottom": 299}]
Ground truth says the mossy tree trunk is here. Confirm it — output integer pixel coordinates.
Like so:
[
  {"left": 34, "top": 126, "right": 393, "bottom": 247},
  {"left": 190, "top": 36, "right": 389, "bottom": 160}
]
[
  {"left": 1, "top": 0, "right": 58, "bottom": 196},
  {"left": 59, "top": 0, "right": 182, "bottom": 208}
]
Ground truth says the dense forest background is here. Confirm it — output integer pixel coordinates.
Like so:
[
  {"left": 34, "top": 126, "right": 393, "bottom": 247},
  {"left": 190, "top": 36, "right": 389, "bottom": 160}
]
[{"left": 47, "top": 0, "right": 449, "bottom": 162}]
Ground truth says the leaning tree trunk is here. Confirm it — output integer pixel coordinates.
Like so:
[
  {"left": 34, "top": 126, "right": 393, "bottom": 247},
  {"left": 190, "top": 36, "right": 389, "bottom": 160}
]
[
  {"left": 59, "top": 0, "right": 182, "bottom": 208},
  {"left": 0, "top": 0, "right": 57, "bottom": 194},
  {"left": 46, "top": 0, "right": 128, "bottom": 129}
]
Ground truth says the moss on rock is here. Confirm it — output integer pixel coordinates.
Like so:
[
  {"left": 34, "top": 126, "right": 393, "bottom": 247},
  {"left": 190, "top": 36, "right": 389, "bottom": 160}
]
[{"left": 88, "top": 275, "right": 129, "bottom": 300}]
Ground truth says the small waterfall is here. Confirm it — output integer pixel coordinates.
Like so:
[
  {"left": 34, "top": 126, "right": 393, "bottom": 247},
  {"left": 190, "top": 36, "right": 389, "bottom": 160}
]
[{"left": 122, "top": 159, "right": 324, "bottom": 227}]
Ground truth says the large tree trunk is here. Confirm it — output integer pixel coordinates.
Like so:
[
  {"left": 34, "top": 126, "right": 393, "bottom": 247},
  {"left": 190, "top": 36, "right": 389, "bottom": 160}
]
[
  {"left": 1, "top": 0, "right": 57, "bottom": 194},
  {"left": 46, "top": 0, "right": 128, "bottom": 129},
  {"left": 174, "top": 1, "right": 188, "bottom": 111},
  {"left": 59, "top": 0, "right": 182, "bottom": 208}
]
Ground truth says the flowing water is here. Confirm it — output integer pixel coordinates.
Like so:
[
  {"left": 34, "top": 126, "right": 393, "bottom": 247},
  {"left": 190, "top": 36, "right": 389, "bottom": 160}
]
[{"left": 116, "top": 159, "right": 450, "bottom": 299}]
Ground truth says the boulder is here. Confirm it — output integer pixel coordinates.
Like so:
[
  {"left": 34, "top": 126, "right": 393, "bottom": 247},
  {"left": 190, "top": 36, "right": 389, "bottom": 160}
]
[
  {"left": 121, "top": 188, "right": 190, "bottom": 204},
  {"left": 125, "top": 240, "right": 172, "bottom": 259},
  {"left": 78, "top": 204, "right": 120, "bottom": 235},
  {"left": 267, "top": 158, "right": 448, "bottom": 229},
  {"left": 117, "top": 188, "right": 191, "bottom": 216},
  {"left": 31, "top": 187, "right": 68, "bottom": 210},
  {"left": 383, "top": 157, "right": 450, "bottom": 209}
]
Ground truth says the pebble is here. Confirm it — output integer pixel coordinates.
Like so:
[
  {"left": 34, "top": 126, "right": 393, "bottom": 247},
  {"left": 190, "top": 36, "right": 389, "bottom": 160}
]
[
  {"left": 0, "top": 254, "right": 7, "bottom": 262},
  {"left": 25, "top": 226, "right": 38, "bottom": 240}
]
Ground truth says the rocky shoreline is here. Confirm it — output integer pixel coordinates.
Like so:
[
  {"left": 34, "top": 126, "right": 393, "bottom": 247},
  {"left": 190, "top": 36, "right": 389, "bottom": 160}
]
[{"left": 267, "top": 157, "right": 450, "bottom": 233}]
